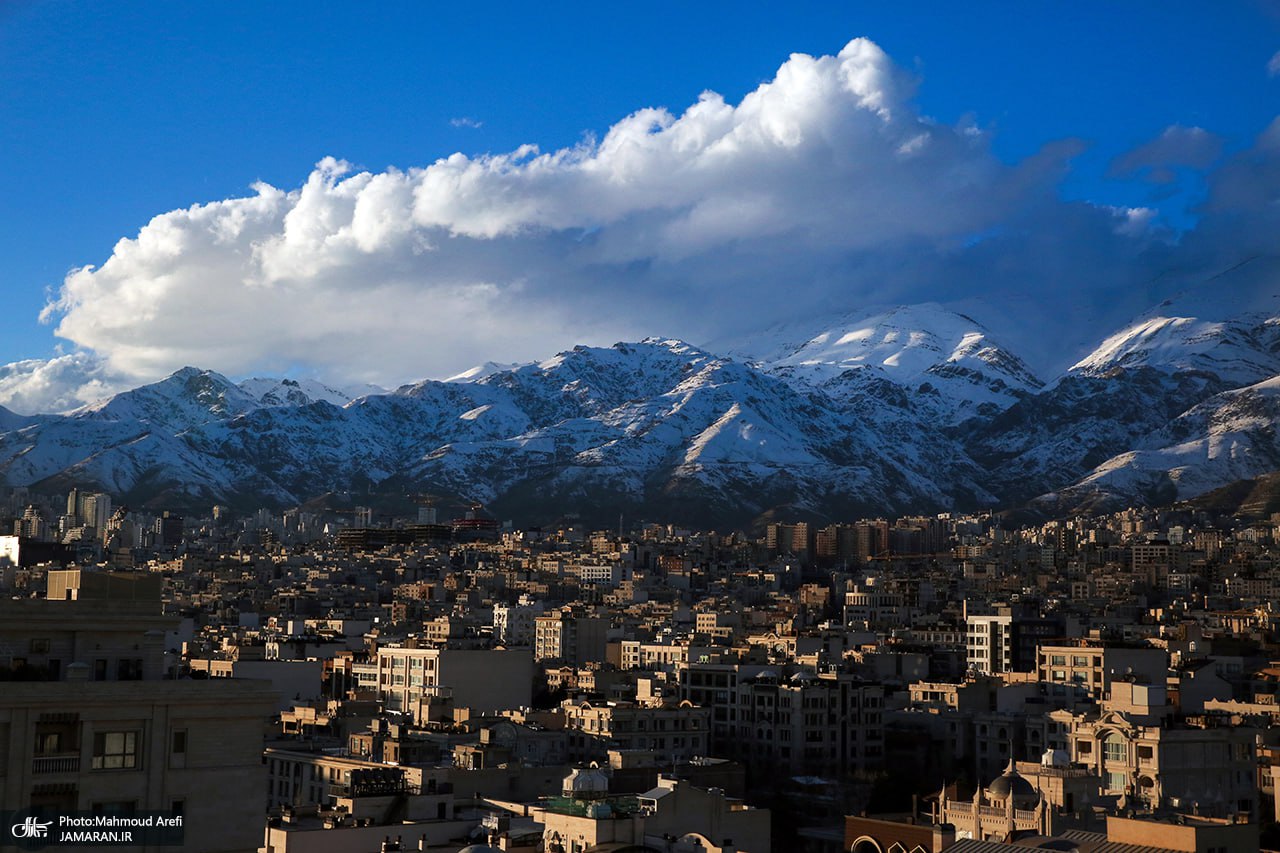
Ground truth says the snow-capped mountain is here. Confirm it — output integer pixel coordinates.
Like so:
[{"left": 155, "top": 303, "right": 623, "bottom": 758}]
[
  {"left": 238, "top": 377, "right": 386, "bottom": 408},
  {"left": 1, "top": 281, "right": 1278, "bottom": 526},
  {"left": 1047, "top": 375, "right": 1280, "bottom": 510},
  {"left": 716, "top": 304, "right": 1043, "bottom": 425}
]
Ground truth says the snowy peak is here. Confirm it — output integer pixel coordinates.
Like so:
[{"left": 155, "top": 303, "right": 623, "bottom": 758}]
[
  {"left": 238, "top": 376, "right": 381, "bottom": 408},
  {"left": 719, "top": 304, "right": 1042, "bottom": 424},
  {"left": 1056, "top": 373, "right": 1280, "bottom": 508},
  {"left": 444, "top": 361, "right": 529, "bottom": 383},
  {"left": 76, "top": 366, "right": 259, "bottom": 430},
  {"left": 1069, "top": 312, "right": 1280, "bottom": 387}
]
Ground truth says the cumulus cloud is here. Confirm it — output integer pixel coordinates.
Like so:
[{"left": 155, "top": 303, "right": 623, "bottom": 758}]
[
  {"left": 41, "top": 40, "right": 1040, "bottom": 385},
  {"left": 13, "top": 38, "right": 1273, "bottom": 413},
  {"left": 0, "top": 353, "right": 127, "bottom": 415}
]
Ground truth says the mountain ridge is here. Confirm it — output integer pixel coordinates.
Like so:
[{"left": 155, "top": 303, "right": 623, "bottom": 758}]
[{"left": 1, "top": 293, "right": 1277, "bottom": 527}]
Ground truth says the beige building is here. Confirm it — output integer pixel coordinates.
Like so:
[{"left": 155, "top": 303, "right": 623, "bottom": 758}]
[
  {"left": 561, "top": 699, "right": 709, "bottom": 763},
  {"left": 1, "top": 679, "right": 275, "bottom": 853},
  {"left": 938, "top": 762, "right": 1052, "bottom": 842},
  {"left": 1035, "top": 638, "right": 1167, "bottom": 701},
  {"left": 375, "top": 645, "right": 533, "bottom": 716},
  {"left": 1062, "top": 682, "right": 1259, "bottom": 815},
  {"left": 0, "top": 569, "right": 277, "bottom": 852},
  {"left": 535, "top": 609, "right": 608, "bottom": 665}
]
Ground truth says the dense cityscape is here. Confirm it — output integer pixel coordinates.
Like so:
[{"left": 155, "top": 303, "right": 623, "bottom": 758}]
[
  {"left": 2, "top": 485, "right": 1279, "bottom": 852},
  {"left": 4, "top": 6, "right": 1279, "bottom": 853}
]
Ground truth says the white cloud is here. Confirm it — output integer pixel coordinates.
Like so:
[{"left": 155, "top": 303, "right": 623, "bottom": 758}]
[
  {"left": 40, "top": 39, "right": 1036, "bottom": 389},
  {"left": 449, "top": 116, "right": 483, "bottom": 128},
  {"left": 1268, "top": 50, "right": 1280, "bottom": 77},
  {"left": 0, "top": 352, "right": 126, "bottom": 415},
  {"left": 22, "top": 36, "right": 1263, "bottom": 413}
]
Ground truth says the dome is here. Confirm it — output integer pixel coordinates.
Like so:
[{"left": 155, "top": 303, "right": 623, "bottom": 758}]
[
  {"left": 988, "top": 761, "right": 1037, "bottom": 800},
  {"left": 458, "top": 845, "right": 504, "bottom": 853}
]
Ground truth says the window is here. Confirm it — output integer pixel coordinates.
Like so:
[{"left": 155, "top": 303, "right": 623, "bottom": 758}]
[
  {"left": 170, "top": 729, "right": 187, "bottom": 769},
  {"left": 1103, "top": 735, "right": 1125, "bottom": 762},
  {"left": 92, "top": 732, "right": 138, "bottom": 770}
]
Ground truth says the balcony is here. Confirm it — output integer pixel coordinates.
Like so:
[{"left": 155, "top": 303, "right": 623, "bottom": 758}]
[{"left": 32, "top": 753, "right": 80, "bottom": 773}]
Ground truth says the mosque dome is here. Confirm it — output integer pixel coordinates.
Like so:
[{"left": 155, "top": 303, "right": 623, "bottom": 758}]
[{"left": 988, "top": 760, "right": 1037, "bottom": 803}]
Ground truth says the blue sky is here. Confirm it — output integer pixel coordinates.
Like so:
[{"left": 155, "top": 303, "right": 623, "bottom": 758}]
[{"left": 0, "top": 2, "right": 1278, "bottom": 410}]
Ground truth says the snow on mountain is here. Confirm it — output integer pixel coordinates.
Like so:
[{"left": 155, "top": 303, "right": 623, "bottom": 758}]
[
  {"left": 239, "top": 377, "right": 384, "bottom": 408},
  {"left": 74, "top": 367, "right": 260, "bottom": 430},
  {"left": 2, "top": 282, "right": 1280, "bottom": 524},
  {"left": 1069, "top": 313, "right": 1280, "bottom": 386},
  {"left": 408, "top": 342, "right": 995, "bottom": 524},
  {"left": 717, "top": 304, "right": 1043, "bottom": 425},
  {"left": 444, "top": 361, "right": 529, "bottom": 383},
  {"left": 1050, "top": 374, "right": 1280, "bottom": 508}
]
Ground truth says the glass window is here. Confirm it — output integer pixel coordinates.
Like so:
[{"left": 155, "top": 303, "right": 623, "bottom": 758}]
[
  {"left": 92, "top": 731, "right": 138, "bottom": 770},
  {"left": 1103, "top": 735, "right": 1125, "bottom": 762}
]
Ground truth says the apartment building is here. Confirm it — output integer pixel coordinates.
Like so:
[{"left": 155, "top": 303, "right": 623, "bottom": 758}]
[
  {"left": 374, "top": 645, "right": 533, "bottom": 716},
  {"left": 1035, "top": 639, "right": 1167, "bottom": 701},
  {"left": 679, "top": 663, "right": 883, "bottom": 775},
  {"left": 0, "top": 569, "right": 276, "bottom": 853},
  {"left": 534, "top": 608, "right": 608, "bottom": 665},
  {"left": 561, "top": 699, "right": 709, "bottom": 763}
]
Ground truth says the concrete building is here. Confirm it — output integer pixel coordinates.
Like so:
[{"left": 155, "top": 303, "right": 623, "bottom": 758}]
[
  {"left": 375, "top": 645, "right": 533, "bottom": 716},
  {"left": 534, "top": 609, "right": 608, "bottom": 665},
  {"left": 1035, "top": 639, "right": 1167, "bottom": 702},
  {"left": 561, "top": 699, "right": 709, "bottom": 763},
  {"left": 679, "top": 663, "right": 884, "bottom": 775},
  {"left": 0, "top": 572, "right": 276, "bottom": 853}
]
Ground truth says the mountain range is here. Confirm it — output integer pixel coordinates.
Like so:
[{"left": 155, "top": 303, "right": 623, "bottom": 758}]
[{"left": 1, "top": 268, "right": 1278, "bottom": 529}]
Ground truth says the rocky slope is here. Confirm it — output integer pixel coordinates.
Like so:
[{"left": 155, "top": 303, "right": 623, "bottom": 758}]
[{"left": 0, "top": 286, "right": 1277, "bottom": 527}]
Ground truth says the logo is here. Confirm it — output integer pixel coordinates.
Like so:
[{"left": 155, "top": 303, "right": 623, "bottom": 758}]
[{"left": 11, "top": 817, "right": 52, "bottom": 839}]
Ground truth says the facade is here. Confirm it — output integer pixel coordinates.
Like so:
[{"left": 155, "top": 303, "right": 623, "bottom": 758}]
[
  {"left": 374, "top": 645, "right": 533, "bottom": 715},
  {"left": 679, "top": 664, "right": 884, "bottom": 775},
  {"left": 1035, "top": 639, "right": 1167, "bottom": 701},
  {"left": 561, "top": 699, "right": 709, "bottom": 763},
  {"left": 1064, "top": 687, "right": 1259, "bottom": 814},
  {"left": 534, "top": 609, "right": 608, "bottom": 665},
  {"left": 1, "top": 677, "right": 275, "bottom": 853}
]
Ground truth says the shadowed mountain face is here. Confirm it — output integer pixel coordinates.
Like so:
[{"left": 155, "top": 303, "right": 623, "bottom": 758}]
[{"left": 4, "top": 286, "right": 1280, "bottom": 528}]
